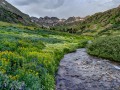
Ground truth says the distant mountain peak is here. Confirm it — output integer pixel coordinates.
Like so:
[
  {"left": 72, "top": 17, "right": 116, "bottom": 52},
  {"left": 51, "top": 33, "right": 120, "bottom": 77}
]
[{"left": 31, "top": 16, "right": 84, "bottom": 27}]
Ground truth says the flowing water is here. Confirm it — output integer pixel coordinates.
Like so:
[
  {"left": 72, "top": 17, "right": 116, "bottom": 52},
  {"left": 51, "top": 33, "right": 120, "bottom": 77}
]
[{"left": 56, "top": 48, "right": 120, "bottom": 90}]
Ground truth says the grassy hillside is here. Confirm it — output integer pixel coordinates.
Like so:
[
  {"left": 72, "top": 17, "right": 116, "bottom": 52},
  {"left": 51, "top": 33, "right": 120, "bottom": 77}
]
[
  {"left": 79, "top": 6, "right": 120, "bottom": 36},
  {"left": 53, "top": 6, "right": 120, "bottom": 36},
  {"left": 0, "top": 0, "right": 31, "bottom": 25},
  {"left": 0, "top": 7, "right": 33, "bottom": 25},
  {"left": 87, "top": 36, "right": 120, "bottom": 62},
  {"left": 0, "top": 22, "right": 92, "bottom": 89},
  {"left": 0, "top": 7, "right": 26, "bottom": 24},
  {"left": 0, "top": 0, "right": 39, "bottom": 26}
]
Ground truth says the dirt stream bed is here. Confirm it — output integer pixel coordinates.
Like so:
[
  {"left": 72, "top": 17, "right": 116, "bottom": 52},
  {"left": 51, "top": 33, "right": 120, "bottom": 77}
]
[{"left": 56, "top": 48, "right": 120, "bottom": 90}]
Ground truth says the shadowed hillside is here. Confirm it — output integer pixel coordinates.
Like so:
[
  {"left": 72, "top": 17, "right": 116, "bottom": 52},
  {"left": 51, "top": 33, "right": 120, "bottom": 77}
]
[{"left": 0, "top": 0, "right": 32, "bottom": 25}]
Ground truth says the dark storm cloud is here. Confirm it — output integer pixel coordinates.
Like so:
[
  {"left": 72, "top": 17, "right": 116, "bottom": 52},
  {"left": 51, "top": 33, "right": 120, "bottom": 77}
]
[
  {"left": 13, "top": 0, "right": 40, "bottom": 6},
  {"left": 7, "top": 0, "right": 120, "bottom": 18},
  {"left": 10, "top": 0, "right": 65, "bottom": 8}
]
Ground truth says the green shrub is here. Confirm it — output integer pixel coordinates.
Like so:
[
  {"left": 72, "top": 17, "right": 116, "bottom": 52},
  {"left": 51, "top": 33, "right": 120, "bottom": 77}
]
[
  {"left": 78, "top": 39, "right": 89, "bottom": 48},
  {"left": 0, "top": 51, "right": 24, "bottom": 74},
  {"left": 87, "top": 36, "right": 120, "bottom": 62},
  {"left": 17, "top": 69, "right": 42, "bottom": 90},
  {"left": 0, "top": 72, "right": 25, "bottom": 90}
]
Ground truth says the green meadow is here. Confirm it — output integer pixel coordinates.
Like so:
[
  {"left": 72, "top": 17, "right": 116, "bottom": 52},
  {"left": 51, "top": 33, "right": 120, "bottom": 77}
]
[{"left": 0, "top": 22, "right": 92, "bottom": 90}]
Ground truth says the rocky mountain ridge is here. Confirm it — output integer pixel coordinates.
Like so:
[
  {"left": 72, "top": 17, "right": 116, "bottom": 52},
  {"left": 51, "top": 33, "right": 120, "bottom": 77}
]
[{"left": 31, "top": 16, "right": 84, "bottom": 28}]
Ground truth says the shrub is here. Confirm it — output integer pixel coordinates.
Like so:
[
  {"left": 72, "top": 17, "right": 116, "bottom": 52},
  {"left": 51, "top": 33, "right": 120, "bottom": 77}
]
[
  {"left": 0, "top": 51, "right": 24, "bottom": 74},
  {"left": 78, "top": 39, "right": 89, "bottom": 48},
  {"left": 0, "top": 72, "right": 25, "bottom": 90},
  {"left": 87, "top": 36, "right": 120, "bottom": 62},
  {"left": 17, "top": 69, "right": 42, "bottom": 90}
]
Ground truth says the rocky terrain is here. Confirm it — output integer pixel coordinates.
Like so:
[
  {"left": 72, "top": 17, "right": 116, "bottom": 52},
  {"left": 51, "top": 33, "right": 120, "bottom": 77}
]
[
  {"left": 56, "top": 49, "right": 120, "bottom": 90},
  {"left": 31, "top": 16, "right": 84, "bottom": 28}
]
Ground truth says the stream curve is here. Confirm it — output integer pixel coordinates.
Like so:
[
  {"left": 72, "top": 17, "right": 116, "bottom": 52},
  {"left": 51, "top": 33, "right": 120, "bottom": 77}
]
[{"left": 56, "top": 48, "right": 120, "bottom": 90}]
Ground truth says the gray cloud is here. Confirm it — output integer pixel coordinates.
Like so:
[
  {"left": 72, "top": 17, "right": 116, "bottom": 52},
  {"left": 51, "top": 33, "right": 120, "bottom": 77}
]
[
  {"left": 9, "top": 0, "right": 65, "bottom": 8},
  {"left": 44, "top": 0, "right": 65, "bottom": 9},
  {"left": 7, "top": 0, "right": 120, "bottom": 18},
  {"left": 12, "top": 0, "right": 40, "bottom": 6}
]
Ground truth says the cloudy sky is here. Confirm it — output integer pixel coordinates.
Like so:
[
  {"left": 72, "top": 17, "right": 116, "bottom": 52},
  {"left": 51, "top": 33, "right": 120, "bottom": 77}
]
[{"left": 7, "top": 0, "right": 120, "bottom": 18}]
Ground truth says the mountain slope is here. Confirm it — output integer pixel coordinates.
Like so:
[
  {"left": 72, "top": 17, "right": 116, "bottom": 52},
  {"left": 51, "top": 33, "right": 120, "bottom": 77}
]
[
  {"left": 79, "top": 5, "right": 120, "bottom": 36},
  {"left": 53, "top": 5, "right": 120, "bottom": 36},
  {"left": 0, "top": 0, "right": 32, "bottom": 25}
]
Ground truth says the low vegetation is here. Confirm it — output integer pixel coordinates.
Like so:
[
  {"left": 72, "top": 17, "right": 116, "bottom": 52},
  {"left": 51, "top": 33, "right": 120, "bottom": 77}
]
[
  {"left": 0, "top": 7, "right": 32, "bottom": 25},
  {"left": 87, "top": 36, "right": 120, "bottom": 62},
  {"left": 0, "top": 22, "right": 92, "bottom": 89}
]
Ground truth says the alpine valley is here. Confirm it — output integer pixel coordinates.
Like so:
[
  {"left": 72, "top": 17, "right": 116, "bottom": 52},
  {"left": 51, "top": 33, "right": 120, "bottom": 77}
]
[{"left": 0, "top": 0, "right": 120, "bottom": 90}]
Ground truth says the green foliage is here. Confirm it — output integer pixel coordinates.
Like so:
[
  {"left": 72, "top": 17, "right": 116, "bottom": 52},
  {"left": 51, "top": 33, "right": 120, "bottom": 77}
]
[
  {"left": 0, "top": 51, "right": 24, "bottom": 74},
  {"left": 0, "top": 7, "right": 32, "bottom": 25},
  {"left": 78, "top": 39, "right": 89, "bottom": 48},
  {"left": 0, "top": 23, "right": 92, "bottom": 89},
  {"left": 0, "top": 72, "right": 25, "bottom": 90},
  {"left": 87, "top": 36, "right": 120, "bottom": 62}
]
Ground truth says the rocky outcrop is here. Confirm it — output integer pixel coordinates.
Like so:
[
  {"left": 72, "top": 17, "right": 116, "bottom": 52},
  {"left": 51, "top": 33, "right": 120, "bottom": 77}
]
[
  {"left": 65, "top": 16, "right": 84, "bottom": 23},
  {"left": 31, "top": 16, "right": 59, "bottom": 27},
  {"left": 31, "top": 16, "right": 84, "bottom": 28},
  {"left": 56, "top": 49, "right": 120, "bottom": 90}
]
